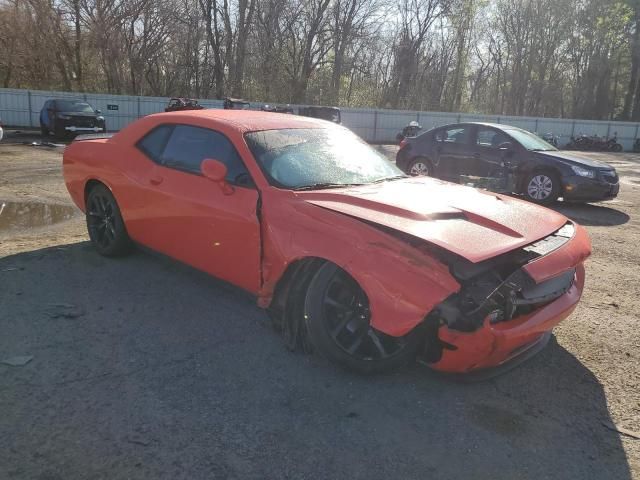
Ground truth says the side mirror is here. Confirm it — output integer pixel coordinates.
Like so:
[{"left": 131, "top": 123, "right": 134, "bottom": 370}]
[
  {"left": 201, "top": 159, "right": 234, "bottom": 195},
  {"left": 95, "top": 109, "right": 102, "bottom": 114},
  {"left": 498, "top": 141, "right": 514, "bottom": 151}
]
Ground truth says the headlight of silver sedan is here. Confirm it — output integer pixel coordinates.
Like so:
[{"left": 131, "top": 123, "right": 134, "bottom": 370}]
[{"left": 571, "top": 165, "right": 596, "bottom": 178}]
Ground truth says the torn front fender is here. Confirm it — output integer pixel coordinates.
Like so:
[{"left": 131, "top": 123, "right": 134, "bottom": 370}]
[{"left": 257, "top": 189, "right": 461, "bottom": 337}]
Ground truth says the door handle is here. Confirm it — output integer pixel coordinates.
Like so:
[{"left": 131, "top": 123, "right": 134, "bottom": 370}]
[{"left": 149, "top": 175, "right": 163, "bottom": 185}]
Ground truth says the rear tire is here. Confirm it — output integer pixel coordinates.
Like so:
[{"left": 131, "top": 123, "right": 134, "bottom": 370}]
[
  {"left": 611, "top": 144, "right": 623, "bottom": 153},
  {"left": 523, "top": 170, "right": 560, "bottom": 205},
  {"left": 407, "top": 157, "right": 432, "bottom": 176},
  {"left": 304, "top": 263, "right": 423, "bottom": 374},
  {"left": 85, "top": 184, "right": 132, "bottom": 257}
]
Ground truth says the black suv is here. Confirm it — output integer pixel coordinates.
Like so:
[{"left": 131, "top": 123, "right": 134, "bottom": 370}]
[
  {"left": 40, "top": 99, "right": 106, "bottom": 138},
  {"left": 396, "top": 122, "right": 619, "bottom": 204}
]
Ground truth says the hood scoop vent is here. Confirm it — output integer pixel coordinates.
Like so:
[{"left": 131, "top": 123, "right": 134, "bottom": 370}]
[{"left": 303, "top": 195, "right": 467, "bottom": 222}]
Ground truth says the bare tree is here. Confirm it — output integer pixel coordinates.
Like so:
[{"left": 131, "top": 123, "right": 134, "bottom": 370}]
[{"left": 0, "top": 0, "right": 637, "bottom": 120}]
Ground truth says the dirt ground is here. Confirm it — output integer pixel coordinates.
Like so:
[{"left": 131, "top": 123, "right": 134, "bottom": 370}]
[{"left": 1, "top": 134, "right": 639, "bottom": 479}]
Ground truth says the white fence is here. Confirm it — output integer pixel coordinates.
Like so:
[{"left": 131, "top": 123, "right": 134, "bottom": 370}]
[{"left": 2, "top": 87, "right": 640, "bottom": 149}]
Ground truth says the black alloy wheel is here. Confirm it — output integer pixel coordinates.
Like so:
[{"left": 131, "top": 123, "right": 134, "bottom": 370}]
[
  {"left": 86, "top": 184, "right": 131, "bottom": 256},
  {"left": 304, "top": 263, "right": 423, "bottom": 373}
]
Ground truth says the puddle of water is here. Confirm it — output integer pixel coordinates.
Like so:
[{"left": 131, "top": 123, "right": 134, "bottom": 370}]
[{"left": 0, "top": 201, "right": 78, "bottom": 231}]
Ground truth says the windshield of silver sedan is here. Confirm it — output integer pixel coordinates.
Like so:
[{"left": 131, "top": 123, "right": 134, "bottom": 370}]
[
  {"left": 245, "top": 128, "right": 405, "bottom": 190},
  {"left": 504, "top": 128, "right": 558, "bottom": 151}
]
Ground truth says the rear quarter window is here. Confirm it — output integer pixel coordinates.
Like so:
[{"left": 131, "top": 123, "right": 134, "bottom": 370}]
[{"left": 136, "top": 125, "right": 173, "bottom": 163}]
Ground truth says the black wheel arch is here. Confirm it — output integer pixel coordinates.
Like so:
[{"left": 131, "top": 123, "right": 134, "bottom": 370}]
[
  {"left": 84, "top": 179, "right": 110, "bottom": 207},
  {"left": 267, "top": 257, "right": 334, "bottom": 352}
]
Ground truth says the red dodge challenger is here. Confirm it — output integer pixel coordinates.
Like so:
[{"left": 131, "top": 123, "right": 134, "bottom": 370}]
[{"left": 63, "top": 110, "right": 591, "bottom": 376}]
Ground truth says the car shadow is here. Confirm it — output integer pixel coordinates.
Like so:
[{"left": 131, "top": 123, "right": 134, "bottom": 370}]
[
  {"left": 0, "top": 242, "right": 632, "bottom": 480},
  {"left": 551, "top": 202, "right": 630, "bottom": 226}
]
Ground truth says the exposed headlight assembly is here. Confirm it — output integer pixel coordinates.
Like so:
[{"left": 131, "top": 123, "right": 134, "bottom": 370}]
[{"left": 571, "top": 165, "right": 595, "bottom": 178}]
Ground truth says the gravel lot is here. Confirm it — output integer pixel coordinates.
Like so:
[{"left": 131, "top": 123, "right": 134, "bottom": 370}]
[{"left": 1, "top": 135, "right": 639, "bottom": 479}]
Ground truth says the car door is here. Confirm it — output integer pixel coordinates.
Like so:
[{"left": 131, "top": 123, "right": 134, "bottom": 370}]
[
  {"left": 40, "top": 100, "right": 50, "bottom": 128},
  {"left": 431, "top": 125, "right": 474, "bottom": 181},
  {"left": 472, "top": 126, "right": 515, "bottom": 177},
  {"left": 125, "top": 123, "right": 262, "bottom": 293},
  {"left": 47, "top": 101, "right": 56, "bottom": 130}
]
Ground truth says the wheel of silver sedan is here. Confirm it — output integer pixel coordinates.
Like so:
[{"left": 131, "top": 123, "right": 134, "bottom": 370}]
[
  {"left": 527, "top": 175, "right": 554, "bottom": 200},
  {"left": 408, "top": 158, "right": 432, "bottom": 176},
  {"left": 303, "top": 263, "right": 423, "bottom": 373},
  {"left": 524, "top": 171, "right": 560, "bottom": 204}
]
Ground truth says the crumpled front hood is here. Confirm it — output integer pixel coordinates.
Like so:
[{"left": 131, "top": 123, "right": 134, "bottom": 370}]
[
  {"left": 535, "top": 150, "right": 613, "bottom": 169},
  {"left": 297, "top": 177, "right": 569, "bottom": 263}
]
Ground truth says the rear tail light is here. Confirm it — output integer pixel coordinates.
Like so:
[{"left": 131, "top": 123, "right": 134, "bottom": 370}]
[{"left": 399, "top": 138, "right": 407, "bottom": 148}]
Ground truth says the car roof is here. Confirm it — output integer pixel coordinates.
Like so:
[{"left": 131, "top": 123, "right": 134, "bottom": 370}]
[
  {"left": 146, "top": 109, "right": 337, "bottom": 132},
  {"left": 435, "top": 122, "right": 525, "bottom": 131},
  {"left": 305, "top": 105, "right": 340, "bottom": 111},
  {"left": 51, "top": 98, "right": 87, "bottom": 102}
]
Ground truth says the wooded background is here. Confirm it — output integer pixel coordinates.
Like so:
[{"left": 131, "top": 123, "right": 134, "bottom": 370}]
[{"left": 1, "top": 0, "right": 639, "bottom": 121}]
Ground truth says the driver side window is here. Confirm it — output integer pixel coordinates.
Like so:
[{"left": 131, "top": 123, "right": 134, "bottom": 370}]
[
  {"left": 435, "top": 127, "right": 469, "bottom": 144},
  {"left": 476, "top": 128, "right": 510, "bottom": 149},
  {"left": 150, "top": 124, "right": 252, "bottom": 187}
]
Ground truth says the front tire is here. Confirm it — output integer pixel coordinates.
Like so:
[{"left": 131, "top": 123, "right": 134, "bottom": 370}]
[
  {"left": 53, "top": 122, "right": 66, "bottom": 140},
  {"left": 407, "top": 157, "right": 432, "bottom": 176},
  {"left": 304, "top": 263, "right": 423, "bottom": 374},
  {"left": 523, "top": 171, "right": 560, "bottom": 204},
  {"left": 85, "top": 184, "right": 132, "bottom": 256}
]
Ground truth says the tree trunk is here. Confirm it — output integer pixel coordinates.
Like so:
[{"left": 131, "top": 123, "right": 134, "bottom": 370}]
[
  {"left": 622, "top": 11, "right": 640, "bottom": 120},
  {"left": 73, "top": 0, "right": 83, "bottom": 91}
]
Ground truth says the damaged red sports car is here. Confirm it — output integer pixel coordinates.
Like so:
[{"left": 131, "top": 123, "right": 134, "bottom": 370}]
[{"left": 63, "top": 110, "right": 591, "bottom": 376}]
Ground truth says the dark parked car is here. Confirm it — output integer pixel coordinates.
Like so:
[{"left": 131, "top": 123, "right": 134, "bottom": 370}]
[
  {"left": 396, "top": 122, "right": 619, "bottom": 204},
  {"left": 299, "top": 106, "right": 341, "bottom": 124},
  {"left": 165, "top": 97, "right": 204, "bottom": 112},
  {"left": 40, "top": 99, "right": 106, "bottom": 139},
  {"left": 261, "top": 104, "right": 294, "bottom": 114},
  {"left": 223, "top": 97, "right": 251, "bottom": 110}
]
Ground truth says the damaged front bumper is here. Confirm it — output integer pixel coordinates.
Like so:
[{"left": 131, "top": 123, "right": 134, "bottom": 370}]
[
  {"left": 422, "top": 222, "right": 590, "bottom": 374},
  {"left": 431, "top": 264, "right": 584, "bottom": 374}
]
